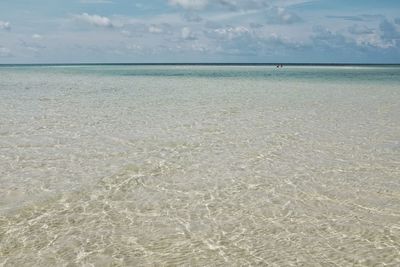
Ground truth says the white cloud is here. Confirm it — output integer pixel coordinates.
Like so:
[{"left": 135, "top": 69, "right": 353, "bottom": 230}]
[
  {"left": 354, "top": 33, "right": 392, "bottom": 49},
  {"left": 265, "top": 7, "right": 302, "bottom": 24},
  {"left": 168, "top": 0, "right": 208, "bottom": 10},
  {"left": 149, "top": 25, "right": 163, "bottom": 33},
  {"left": 0, "top": 20, "right": 11, "bottom": 30},
  {"left": 348, "top": 24, "right": 374, "bottom": 35},
  {"left": 213, "top": 26, "right": 250, "bottom": 40},
  {"left": 190, "top": 42, "right": 209, "bottom": 52},
  {"left": 379, "top": 19, "right": 400, "bottom": 48},
  {"left": 75, "top": 13, "right": 114, "bottom": 27},
  {"left": 270, "top": 0, "right": 314, "bottom": 7},
  {"left": 0, "top": 47, "right": 12, "bottom": 57},
  {"left": 32, "top": 34, "right": 43, "bottom": 40},
  {"left": 181, "top": 27, "right": 196, "bottom": 40},
  {"left": 168, "top": 0, "right": 313, "bottom": 11}
]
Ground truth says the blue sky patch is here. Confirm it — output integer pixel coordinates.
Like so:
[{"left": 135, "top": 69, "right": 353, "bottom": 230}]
[{"left": 0, "top": 0, "right": 399, "bottom": 63}]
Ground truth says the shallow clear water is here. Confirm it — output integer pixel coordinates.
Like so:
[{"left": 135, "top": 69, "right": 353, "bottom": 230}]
[{"left": 0, "top": 66, "right": 399, "bottom": 266}]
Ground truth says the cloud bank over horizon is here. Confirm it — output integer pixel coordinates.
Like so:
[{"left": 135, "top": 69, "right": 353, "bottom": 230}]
[{"left": 0, "top": 0, "right": 399, "bottom": 63}]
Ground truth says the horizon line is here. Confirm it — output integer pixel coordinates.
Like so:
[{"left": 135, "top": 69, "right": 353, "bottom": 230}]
[{"left": 1, "top": 63, "right": 400, "bottom": 67}]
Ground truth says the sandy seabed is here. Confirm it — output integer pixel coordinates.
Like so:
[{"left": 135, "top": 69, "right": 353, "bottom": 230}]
[{"left": 0, "top": 66, "right": 400, "bottom": 266}]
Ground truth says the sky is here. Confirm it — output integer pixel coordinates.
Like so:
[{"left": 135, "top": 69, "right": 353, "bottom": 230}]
[{"left": 0, "top": 0, "right": 399, "bottom": 63}]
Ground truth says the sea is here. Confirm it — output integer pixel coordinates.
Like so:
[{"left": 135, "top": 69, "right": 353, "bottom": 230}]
[{"left": 0, "top": 65, "right": 399, "bottom": 266}]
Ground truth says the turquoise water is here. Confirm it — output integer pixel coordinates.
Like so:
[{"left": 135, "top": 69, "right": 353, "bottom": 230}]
[
  {"left": 0, "top": 66, "right": 399, "bottom": 266},
  {"left": 3, "top": 64, "right": 400, "bottom": 83}
]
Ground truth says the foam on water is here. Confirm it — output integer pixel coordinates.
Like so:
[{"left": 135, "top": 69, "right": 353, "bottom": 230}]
[{"left": 0, "top": 66, "right": 400, "bottom": 266}]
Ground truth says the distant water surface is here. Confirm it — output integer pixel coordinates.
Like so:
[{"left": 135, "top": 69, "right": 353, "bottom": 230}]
[{"left": 0, "top": 65, "right": 399, "bottom": 266}]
